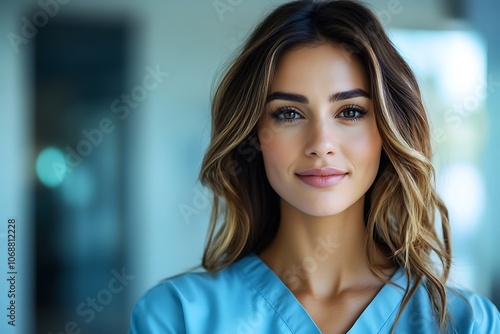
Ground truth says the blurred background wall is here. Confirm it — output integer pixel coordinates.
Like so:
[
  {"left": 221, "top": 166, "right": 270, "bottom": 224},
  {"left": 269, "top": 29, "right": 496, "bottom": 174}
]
[{"left": 0, "top": 0, "right": 498, "bottom": 333}]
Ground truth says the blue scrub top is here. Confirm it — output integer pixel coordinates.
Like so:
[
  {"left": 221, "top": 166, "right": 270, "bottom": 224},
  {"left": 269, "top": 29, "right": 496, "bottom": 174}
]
[{"left": 129, "top": 253, "right": 500, "bottom": 333}]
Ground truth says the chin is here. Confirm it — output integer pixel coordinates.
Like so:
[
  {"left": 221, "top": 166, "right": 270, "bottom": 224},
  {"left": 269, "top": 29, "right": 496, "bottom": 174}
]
[
  {"left": 293, "top": 203, "right": 350, "bottom": 218},
  {"left": 284, "top": 195, "right": 364, "bottom": 219}
]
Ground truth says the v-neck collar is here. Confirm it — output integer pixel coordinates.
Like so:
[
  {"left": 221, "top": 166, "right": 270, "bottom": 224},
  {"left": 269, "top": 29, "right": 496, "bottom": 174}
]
[
  {"left": 347, "top": 268, "right": 406, "bottom": 333},
  {"left": 234, "top": 253, "right": 407, "bottom": 333}
]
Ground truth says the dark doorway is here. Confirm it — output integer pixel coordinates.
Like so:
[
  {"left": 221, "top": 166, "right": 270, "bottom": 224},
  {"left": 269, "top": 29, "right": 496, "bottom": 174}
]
[{"left": 34, "top": 17, "right": 130, "bottom": 334}]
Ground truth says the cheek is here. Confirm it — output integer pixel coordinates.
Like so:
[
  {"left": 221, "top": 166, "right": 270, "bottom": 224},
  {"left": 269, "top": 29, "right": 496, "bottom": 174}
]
[
  {"left": 259, "top": 132, "right": 288, "bottom": 171},
  {"left": 258, "top": 124, "right": 301, "bottom": 184},
  {"left": 344, "top": 125, "right": 382, "bottom": 168},
  {"left": 258, "top": 119, "right": 292, "bottom": 162},
  {"left": 257, "top": 117, "right": 292, "bottom": 150}
]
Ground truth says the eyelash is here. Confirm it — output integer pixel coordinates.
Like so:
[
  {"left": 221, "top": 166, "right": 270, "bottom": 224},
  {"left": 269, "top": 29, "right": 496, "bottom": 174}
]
[
  {"left": 269, "top": 105, "right": 368, "bottom": 123},
  {"left": 338, "top": 104, "right": 368, "bottom": 122},
  {"left": 269, "top": 106, "right": 301, "bottom": 123}
]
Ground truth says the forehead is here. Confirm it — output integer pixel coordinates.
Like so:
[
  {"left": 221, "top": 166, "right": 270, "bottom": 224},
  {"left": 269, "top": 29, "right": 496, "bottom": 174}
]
[{"left": 271, "top": 43, "right": 369, "bottom": 93}]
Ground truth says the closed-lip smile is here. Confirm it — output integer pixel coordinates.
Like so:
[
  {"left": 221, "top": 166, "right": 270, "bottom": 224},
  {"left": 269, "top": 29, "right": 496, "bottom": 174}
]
[
  {"left": 296, "top": 167, "right": 347, "bottom": 188},
  {"left": 296, "top": 167, "right": 348, "bottom": 176}
]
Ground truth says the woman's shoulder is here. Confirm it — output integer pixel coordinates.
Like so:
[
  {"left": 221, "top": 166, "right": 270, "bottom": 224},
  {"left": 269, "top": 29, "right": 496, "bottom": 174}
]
[
  {"left": 137, "top": 264, "right": 240, "bottom": 305},
  {"left": 128, "top": 256, "right": 255, "bottom": 333},
  {"left": 128, "top": 276, "right": 186, "bottom": 333},
  {"left": 390, "top": 270, "right": 499, "bottom": 333},
  {"left": 445, "top": 286, "right": 500, "bottom": 332}
]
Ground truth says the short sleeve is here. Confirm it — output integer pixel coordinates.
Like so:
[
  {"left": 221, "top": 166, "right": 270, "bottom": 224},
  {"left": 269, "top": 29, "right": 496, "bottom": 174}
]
[{"left": 129, "top": 281, "right": 186, "bottom": 334}]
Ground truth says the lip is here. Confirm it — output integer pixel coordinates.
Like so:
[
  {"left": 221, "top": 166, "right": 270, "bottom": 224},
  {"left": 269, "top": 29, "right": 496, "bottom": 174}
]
[
  {"left": 296, "top": 167, "right": 348, "bottom": 176},
  {"left": 296, "top": 167, "right": 348, "bottom": 188}
]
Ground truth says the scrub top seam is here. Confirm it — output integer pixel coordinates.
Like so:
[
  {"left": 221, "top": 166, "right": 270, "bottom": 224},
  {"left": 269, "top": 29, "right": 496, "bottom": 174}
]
[
  {"left": 237, "top": 254, "right": 306, "bottom": 333},
  {"left": 247, "top": 280, "right": 298, "bottom": 333},
  {"left": 165, "top": 280, "right": 189, "bottom": 333}
]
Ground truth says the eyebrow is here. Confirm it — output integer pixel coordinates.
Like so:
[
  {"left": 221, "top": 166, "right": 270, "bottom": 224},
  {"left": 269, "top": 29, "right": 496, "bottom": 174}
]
[{"left": 266, "top": 88, "right": 370, "bottom": 104}]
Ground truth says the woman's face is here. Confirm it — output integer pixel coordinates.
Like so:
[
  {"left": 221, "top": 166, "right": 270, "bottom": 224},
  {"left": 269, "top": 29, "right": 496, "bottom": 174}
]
[{"left": 258, "top": 43, "right": 382, "bottom": 218}]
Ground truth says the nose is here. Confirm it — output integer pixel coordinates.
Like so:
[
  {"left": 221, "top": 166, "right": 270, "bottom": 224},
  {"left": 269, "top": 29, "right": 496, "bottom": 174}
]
[{"left": 304, "top": 119, "right": 337, "bottom": 158}]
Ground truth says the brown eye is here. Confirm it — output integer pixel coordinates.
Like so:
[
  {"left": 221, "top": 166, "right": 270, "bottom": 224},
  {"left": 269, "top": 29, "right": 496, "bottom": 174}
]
[
  {"left": 342, "top": 109, "right": 357, "bottom": 118},
  {"left": 283, "top": 110, "right": 299, "bottom": 119},
  {"left": 270, "top": 107, "right": 303, "bottom": 123},
  {"left": 337, "top": 105, "right": 368, "bottom": 122}
]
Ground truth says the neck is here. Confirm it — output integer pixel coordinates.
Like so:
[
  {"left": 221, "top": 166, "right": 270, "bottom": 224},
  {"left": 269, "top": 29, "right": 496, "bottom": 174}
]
[{"left": 259, "top": 197, "right": 393, "bottom": 298}]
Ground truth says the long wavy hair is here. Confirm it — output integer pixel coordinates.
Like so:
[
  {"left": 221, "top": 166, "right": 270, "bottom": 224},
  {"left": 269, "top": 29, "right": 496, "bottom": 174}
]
[{"left": 199, "top": 0, "right": 451, "bottom": 331}]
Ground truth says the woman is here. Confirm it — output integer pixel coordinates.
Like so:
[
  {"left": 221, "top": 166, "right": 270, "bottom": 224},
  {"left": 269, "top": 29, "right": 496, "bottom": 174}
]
[{"left": 129, "top": 1, "right": 500, "bottom": 333}]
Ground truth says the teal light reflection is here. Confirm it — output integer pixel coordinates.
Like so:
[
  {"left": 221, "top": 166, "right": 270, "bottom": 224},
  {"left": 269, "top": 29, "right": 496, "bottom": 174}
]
[{"left": 36, "top": 147, "right": 67, "bottom": 188}]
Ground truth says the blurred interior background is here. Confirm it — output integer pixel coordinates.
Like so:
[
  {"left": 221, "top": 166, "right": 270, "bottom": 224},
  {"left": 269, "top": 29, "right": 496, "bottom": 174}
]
[{"left": 0, "top": 0, "right": 499, "bottom": 333}]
